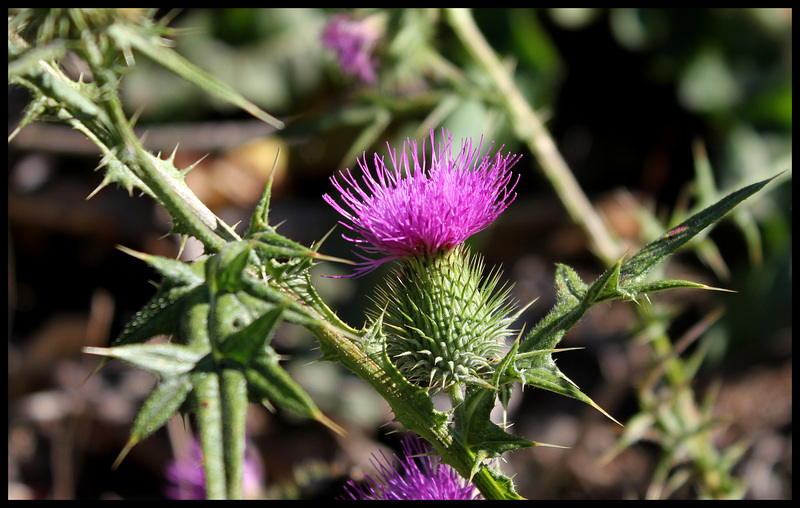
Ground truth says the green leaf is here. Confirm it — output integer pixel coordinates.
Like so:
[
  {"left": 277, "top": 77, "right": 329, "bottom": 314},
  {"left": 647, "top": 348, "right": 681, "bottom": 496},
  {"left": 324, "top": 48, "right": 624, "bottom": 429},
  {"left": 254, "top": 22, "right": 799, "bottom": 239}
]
[
  {"left": 241, "top": 351, "right": 345, "bottom": 436},
  {"left": 244, "top": 164, "right": 277, "bottom": 239},
  {"left": 463, "top": 385, "right": 536, "bottom": 460},
  {"left": 107, "top": 23, "right": 284, "bottom": 130},
  {"left": 510, "top": 175, "right": 778, "bottom": 424},
  {"left": 113, "top": 374, "right": 192, "bottom": 469},
  {"left": 239, "top": 272, "right": 325, "bottom": 329},
  {"left": 36, "top": 60, "right": 109, "bottom": 124},
  {"left": 618, "top": 174, "right": 780, "bottom": 288},
  {"left": 206, "top": 240, "right": 256, "bottom": 294},
  {"left": 84, "top": 343, "right": 206, "bottom": 377},
  {"left": 218, "top": 303, "right": 287, "bottom": 362},
  {"left": 89, "top": 150, "right": 157, "bottom": 200},
  {"left": 117, "top": 246, "right": 205, "bottom": 287},
  {"left": 518, "top": 363, "right": 621, "bottom": 426},
  {"left": 478, "top": 465, "right": 524, "bottom": 500},
  {"left": 520, "top": 261, "right": 617, "bottom": 356},
  {"left": 112, "top": 284, "right": 198, "bottom": 347},
  {"left": 626, "top": 279, "right": 734, "bottom": 297},
  {"left": 252, "top": 229, "right": 347, "bottom": 266}
]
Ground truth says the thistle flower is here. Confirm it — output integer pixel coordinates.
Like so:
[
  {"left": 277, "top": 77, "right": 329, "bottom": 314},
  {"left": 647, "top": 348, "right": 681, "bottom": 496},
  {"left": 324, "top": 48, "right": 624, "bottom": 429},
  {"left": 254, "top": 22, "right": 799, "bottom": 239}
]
[
  {"left": 342, "top": 434, "right": 481, "bottom": 500},
  {"left": 321, "top": 14, "right": 383, "bottom": 85},
  {"left": 323, "top": 128, "right": 521, "bottom": 277}
]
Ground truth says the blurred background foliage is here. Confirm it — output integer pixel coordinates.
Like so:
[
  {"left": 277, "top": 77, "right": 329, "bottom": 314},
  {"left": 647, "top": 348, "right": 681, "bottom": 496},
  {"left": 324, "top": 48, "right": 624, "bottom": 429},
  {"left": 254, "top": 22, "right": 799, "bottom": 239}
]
[{"left": 8, "top": 8, "right": 791, "bottom": 499}]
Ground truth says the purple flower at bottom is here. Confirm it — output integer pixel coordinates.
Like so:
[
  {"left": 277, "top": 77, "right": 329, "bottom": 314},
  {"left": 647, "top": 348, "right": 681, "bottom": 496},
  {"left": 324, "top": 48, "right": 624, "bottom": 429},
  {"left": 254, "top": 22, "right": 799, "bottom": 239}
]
[
  {"left": 164, "top": 438, "right": 264, "bottom": 500},
  {"left": 323, "top": 128, "right": 521, "bottom": 277},
  {"left": 321, "top": 14, "right": 382, "bottom": 85},
  {"left": 164, "top": 440, "right": 206, "bottom": 500},
  {"left": 343, "top": 435, "right": 481, "bottom": 500}
]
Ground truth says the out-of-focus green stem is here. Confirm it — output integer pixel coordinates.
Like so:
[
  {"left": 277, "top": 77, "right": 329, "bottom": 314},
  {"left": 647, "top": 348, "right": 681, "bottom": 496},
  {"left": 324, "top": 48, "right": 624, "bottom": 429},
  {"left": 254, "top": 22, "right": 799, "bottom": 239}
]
[
  {"left": 445, "top": 8, "right": 619, "bottom": 266},
  {"left": 643, "top": 316, "right": 742, "bottom": 499}
]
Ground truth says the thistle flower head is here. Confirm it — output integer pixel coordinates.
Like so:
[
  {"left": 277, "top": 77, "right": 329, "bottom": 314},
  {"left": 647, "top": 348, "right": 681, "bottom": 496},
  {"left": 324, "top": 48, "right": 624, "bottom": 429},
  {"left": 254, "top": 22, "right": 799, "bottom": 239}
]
[
  {"left": 321, "top": 14, "right": 383, "bottom": 85},
  {"left": 342, "top": 434, "right": 481, "bottom": 500},
  {"left": 324, "top": 128, "right": 521, "bottom": 277}
]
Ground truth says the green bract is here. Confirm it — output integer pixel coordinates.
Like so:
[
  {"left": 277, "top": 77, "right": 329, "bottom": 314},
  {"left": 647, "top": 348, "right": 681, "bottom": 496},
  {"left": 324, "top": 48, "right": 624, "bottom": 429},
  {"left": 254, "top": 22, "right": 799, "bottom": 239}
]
[{"left": 378, "top": 247, "right": 517, "bottom": 391}]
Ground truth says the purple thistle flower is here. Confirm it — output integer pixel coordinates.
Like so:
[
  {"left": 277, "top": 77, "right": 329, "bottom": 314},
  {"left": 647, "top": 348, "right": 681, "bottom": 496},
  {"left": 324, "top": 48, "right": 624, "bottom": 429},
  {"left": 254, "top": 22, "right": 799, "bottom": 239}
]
[
  {"left": 164, "top": 439, "right": 206, "bottom": 500},
  {"left": 323, "top": 128, "right": 521, "bottom": 277},
  {"left": 164, "top": 438, "right": 264, "bottom": 500},
  {"left": 321, "top": 14, "right": 381, "bottom": 85},
  {"left": 343, "top": 435, "right": 481, "bottom": 500}
]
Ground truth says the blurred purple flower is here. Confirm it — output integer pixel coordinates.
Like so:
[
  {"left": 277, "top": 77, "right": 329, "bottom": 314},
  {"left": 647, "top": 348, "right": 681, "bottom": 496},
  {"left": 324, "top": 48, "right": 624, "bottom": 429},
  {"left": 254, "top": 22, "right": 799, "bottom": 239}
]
[
  {"left": 324, "top": 128, "right": 521, "bottom": 276},
  {"left": 343, "top": 435, "right": 481, "bottom": 500},
  {"left": 321, "top": 14, "right": 381, "bottom": 85},
  {"left": 165, "top": 438, "right": 264, "bottom": 500}
]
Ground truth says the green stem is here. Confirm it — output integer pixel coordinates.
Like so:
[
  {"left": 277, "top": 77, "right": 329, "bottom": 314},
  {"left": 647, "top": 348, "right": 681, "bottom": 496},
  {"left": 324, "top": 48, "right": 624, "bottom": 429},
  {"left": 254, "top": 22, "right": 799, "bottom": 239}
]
[
  {"left": 193, "top": 370, "right": 227, "bottom": 500},
  {"left": 309, "top": 323, "right": 522, "bottom": 500},
  {"left": 31, "top": 56, "right": 231, "bottom": 253},
  {"left": 445, "top": 8, "right": 619, "bottom": 265},
  {"left": 99, "top": 85, "right": 230, "bottom": 253},
  {"left": 206, "top": 258, "right": 248, "bottom": 499},
  {"left": 220, "top": 368, "right": 247, "bottom": 500}
]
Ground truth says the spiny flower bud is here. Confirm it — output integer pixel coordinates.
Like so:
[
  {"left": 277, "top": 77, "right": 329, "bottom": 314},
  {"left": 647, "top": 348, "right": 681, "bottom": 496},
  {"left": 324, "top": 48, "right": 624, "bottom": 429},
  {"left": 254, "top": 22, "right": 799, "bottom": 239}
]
[
  {"left": 374, "top": 246, "right": 517, "bottom": 391},
  {"left": 325, "top": 128, "right": 522, "bottom": 391}
]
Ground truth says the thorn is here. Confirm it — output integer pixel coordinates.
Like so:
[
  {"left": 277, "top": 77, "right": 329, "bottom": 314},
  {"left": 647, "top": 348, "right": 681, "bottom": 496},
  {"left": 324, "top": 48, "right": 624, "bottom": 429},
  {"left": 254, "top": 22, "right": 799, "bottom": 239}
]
[
  {"left": 129, "top": 105, "right": 145, "bottom": 129},
  {"left": 112, "top": 437, "right": 139, "bottom": 470},
  {"left": 86, "top": 178, "right": 110, "bottom": 200},
  {"left": 312, "top": 225, "right": 338, "bottom": 251},
  {"left": 176, "top": 236, "right": 188, "bottom": 260},
  {"left": 78, "top": 359, "right": 108, "bottom": 387},
  {"left": 314, "top": 411, "right": 347, "bottom": 437},
  {"left": 269, "top": 148, "right": 281, "bottom": 180},
  {"left": 180, "top": 153, "right": 209, "bottom": 178},
  {"left": 309, "top": 251, "right": 357, "bottom": 265},
  {"left": 82, "top": 346, "right": 112, "bottom": 357},
  {"left": 698, "top": 284, "right": 737, "bottom": 293},
  {"left": 115, "top": 245, "right": 149, "bottom": 261},
  {"left": 509, "top": 298, "right": 538, "bottom": 322}
]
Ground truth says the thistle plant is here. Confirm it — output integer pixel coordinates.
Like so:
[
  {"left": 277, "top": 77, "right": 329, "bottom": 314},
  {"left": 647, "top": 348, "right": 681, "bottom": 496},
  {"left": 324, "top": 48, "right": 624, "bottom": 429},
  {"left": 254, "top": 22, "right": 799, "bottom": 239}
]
[{"left": 8, "top": 8, "right": 788, "bottom": 500}]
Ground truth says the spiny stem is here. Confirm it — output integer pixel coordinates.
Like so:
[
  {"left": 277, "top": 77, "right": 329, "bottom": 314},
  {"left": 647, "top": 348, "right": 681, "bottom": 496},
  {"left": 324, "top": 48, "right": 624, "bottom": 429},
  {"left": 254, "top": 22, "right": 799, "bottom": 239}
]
[
  {"left": 220, "top": 368, "right": 247, "bottom": 500},
  {"left": 309, "top": 321, "right": 522, "bottom": 499},
  {"left": 193, "top": 370, "right": 227, "bottom": 499},
  {"left": 98, "top": 85, "right": 230, "bottom": 253}
]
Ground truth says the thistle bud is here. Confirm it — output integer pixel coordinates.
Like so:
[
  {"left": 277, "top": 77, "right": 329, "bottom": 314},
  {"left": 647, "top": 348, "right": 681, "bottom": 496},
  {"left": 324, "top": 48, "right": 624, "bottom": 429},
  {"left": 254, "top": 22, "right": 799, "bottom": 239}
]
[{"left": 375, "top": 246, "right": 516, "bottom": 391}]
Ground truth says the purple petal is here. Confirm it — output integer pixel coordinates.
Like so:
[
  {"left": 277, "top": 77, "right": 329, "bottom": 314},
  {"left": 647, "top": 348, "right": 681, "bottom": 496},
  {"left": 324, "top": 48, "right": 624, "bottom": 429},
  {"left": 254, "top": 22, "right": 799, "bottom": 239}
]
[{"left": 324, "top": 128, "right": 521, "bottom": 276}]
